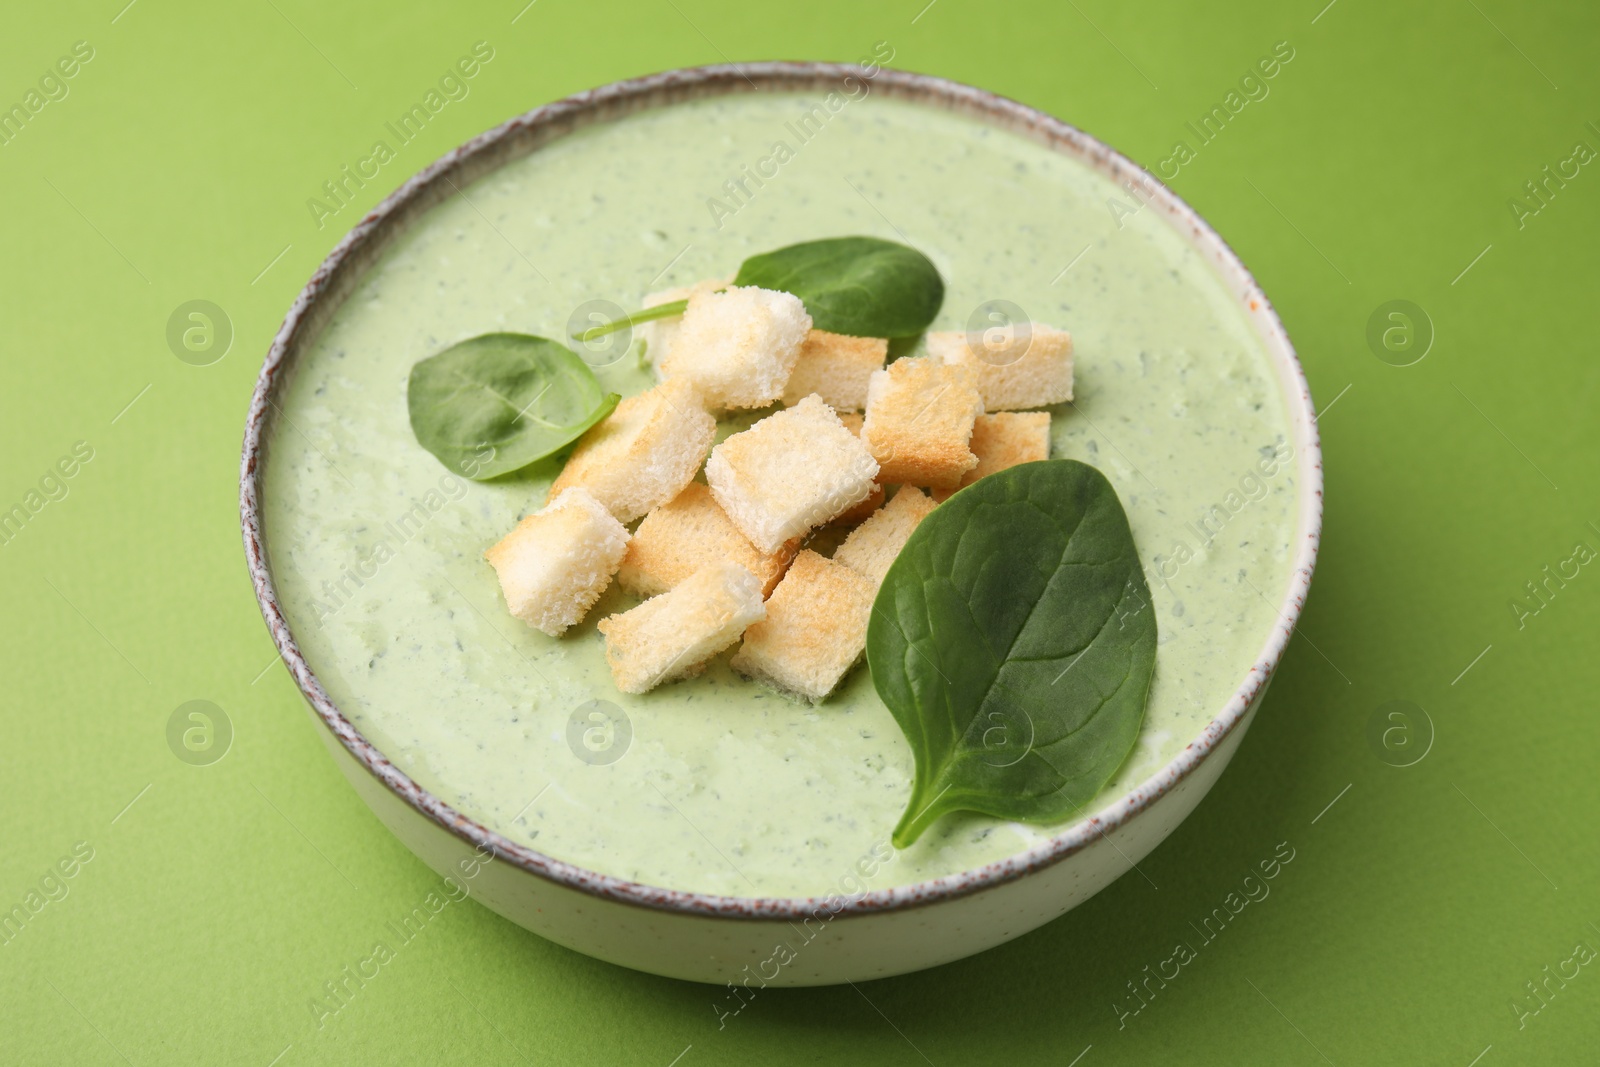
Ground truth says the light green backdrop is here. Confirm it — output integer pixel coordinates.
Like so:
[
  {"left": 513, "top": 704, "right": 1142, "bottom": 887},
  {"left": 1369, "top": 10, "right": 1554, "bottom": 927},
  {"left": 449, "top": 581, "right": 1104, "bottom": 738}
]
[{"left": 2, "top": 1, "right": 1596, "bottom": 1063}]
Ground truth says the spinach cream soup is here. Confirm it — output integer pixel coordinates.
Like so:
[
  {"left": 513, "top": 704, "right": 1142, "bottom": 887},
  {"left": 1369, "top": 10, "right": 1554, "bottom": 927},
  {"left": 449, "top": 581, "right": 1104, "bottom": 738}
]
[{"left": 262, "top": 92, "right": 1297, "bottom": 898}]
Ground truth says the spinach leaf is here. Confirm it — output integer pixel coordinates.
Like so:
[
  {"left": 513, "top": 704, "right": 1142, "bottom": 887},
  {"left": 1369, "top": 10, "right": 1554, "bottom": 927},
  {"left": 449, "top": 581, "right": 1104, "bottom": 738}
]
[
  {"left": 407, "top": 333, "right": 618, "bottom": 480},
  {"left": 732, "top": 236, "right": 944, "bottom": 337},
  {"left": 867, "top": 460, "right": 1157, "bottom": 847}
]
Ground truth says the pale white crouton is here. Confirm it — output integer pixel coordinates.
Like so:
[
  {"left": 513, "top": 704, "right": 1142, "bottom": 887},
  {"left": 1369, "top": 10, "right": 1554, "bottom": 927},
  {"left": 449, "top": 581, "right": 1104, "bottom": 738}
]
[
  {"left": 705, "top": 395, "right": 880, "bottom": 554},
  {"left": 660, "top": 286, "right": 811, "bottom": 409},
  {"left": 861, "top": 356, "right": 983, "bottom": 488},
  {"left": 483, "top": 488, "right": 628, "bottom": 636},
  {"left": 637, "top": 287, "right": 691, "bottom": 371},
  {"left": 549, "top": 378, "right": 715, "bottom": 523},
  {"left": 932, "top": 412, "right": 1052, "bottom": 502},
  {"left": 638, "top": 278, "right": 728, "bottom": 371},
  {"left": 781, "top": 330, "right": 888, "bottom": 411},
  {"left": 597, "top": 563, "right": 765, "bottom": 694},
  {"left": 834, "top": 487, "right": 936, "bottom": 586},
  {"left": 925, "top": 324, "right": 1074, "bottom": 410},
  {"left": 617, "top": 483, "right": 798, "bottom": 598},
  {"left": 731, "top": 551, "right": 875, "bottom": 702}
]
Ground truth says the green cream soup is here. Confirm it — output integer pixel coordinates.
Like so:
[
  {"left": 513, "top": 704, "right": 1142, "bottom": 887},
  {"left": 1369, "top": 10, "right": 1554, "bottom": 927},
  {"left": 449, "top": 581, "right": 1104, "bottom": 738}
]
[{"left": 263, "top": 91, "right": 1297, "bottom": 898}]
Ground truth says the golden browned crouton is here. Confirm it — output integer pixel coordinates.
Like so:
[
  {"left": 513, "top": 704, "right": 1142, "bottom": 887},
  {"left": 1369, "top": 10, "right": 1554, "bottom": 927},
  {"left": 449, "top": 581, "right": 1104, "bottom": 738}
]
[
  {"left": 833, "top": 487, "right": 937, "bottom": 586},
  {"left": 932, "top": 411, "right": 1051, "bottom": 502},
  {"left": 597, "top": 563, "right": 765, "bottom": 694},
  {"left": 617, "top": 483, "right": 797, "bottom": 598},
  {"left": 781, "top": 330, "right": 888, "bottom": 411},
  {"left": 730, "top": 550, "right": 875, "bottom": 701},
  {"left": 925, "top": 323, "right": 1073, "bottom": 410},
  {"left": 549, "top": 378, "right": 715, "bottom": 523},
  {"left": 829, "top": 410, "right": 883, "bottom": 524},
  {"left": 861, "top": 357, "right": 983, "bottom": 488}
]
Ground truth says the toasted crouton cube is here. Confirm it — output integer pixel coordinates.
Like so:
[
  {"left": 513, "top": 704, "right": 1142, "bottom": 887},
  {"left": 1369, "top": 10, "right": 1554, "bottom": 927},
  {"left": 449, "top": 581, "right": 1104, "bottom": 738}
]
[
  {"left": 829, "top": 411, "right": 883, "bottom": 524},
  {"left": 731, "top": 551, "right": 875, "bottom": 701},
  {"left": 782, "top": 330, "right": 888, "bottom": 411},
  {"left": 834, "top": 487, "right": 936, "bottom": 586},
  {"left": 484, "top": 488, "right": 629, "bottom": 636},
  {"left": 660, "top": 286, "right": 811, "bottom": 409},
  {"left": 597, "top": 563, "right": 765, "bottom": 693},
  {"left": 549, "top": 378, "right": 715, "bottom": 523},
  {"left": 925, "top": 324, "right": 1073, "bottom": 410},
  {"left": 832, "top": 484, "right": 885, "bottom": 526},
  {"left": 932, "top": 412, "right": 1052, "bottom": 502},
  {"left": 705, "top": 395, "right": 880, "bottom": 553},
  {"left": 638, "top": 278, "right": 729, "bottom": 371},
  {"left": 861, "top": 357, "right": 983, "bottom": 488},
  {"left": 617, "top": 483, "right": 797, "bottom": 598}
]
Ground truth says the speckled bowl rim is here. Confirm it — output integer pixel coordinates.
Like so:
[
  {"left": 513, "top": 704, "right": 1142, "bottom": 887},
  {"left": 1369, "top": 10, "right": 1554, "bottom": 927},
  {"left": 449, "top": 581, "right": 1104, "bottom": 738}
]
[{"left": 241, "top": 62, "right": 1323, "bottom": 922}]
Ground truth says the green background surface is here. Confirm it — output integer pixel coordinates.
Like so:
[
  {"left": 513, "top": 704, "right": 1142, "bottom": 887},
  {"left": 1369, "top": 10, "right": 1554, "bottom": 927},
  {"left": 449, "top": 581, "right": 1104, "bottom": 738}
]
[{"left": 2, "top": 0, "right": 1596, "bottom": 1063}]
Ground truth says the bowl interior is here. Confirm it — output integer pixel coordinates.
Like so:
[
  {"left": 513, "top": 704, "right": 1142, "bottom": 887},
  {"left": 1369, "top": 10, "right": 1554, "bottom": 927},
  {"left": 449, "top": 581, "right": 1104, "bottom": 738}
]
[{"left": 242, "top": 63, "right": 1321, "bottom": 918}]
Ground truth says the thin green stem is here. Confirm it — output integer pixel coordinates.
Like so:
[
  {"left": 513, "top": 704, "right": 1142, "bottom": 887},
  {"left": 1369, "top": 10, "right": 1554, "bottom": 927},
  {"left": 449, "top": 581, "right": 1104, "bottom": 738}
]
[
  {"left": 573, "top": 299, "right": 688, "bottom": 343},
  {"left": 892, "top": 784, "right": 951, "bottom": 848}
]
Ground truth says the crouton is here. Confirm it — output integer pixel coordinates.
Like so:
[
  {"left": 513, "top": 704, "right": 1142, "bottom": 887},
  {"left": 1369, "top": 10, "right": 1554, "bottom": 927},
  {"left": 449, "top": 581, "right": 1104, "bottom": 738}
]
[
  {"left": 660, "top": 286, "right": 811, "bottom": 409},
  {"left": 832, "top": 484, "right": 885, "bottom": 526},
  {"left": 828, "top": 411, "right": 882, "bottom": 524},
  {"left": 484, "top": 487, "right": 629, "bottom": 636},
  {"left": 834, "top": 487, "right": 936, "bottom": 586},
  {"left": 637, "top": 287, "right": 691, "bottom": 370},
  {"left": 637, "top": 278, "right": 728, "bottom": 371},
  {"left": 781, "top": 330, "right": 888, "bottom": 411},
  {"left": 617, "top": 483, "right": 797, "bottom": 598},
  {"left": 861, "top": 356, "right": 983, "bottom": 488},
  {"left": 596, "top": 563, "right": 766, "bottom": 694},
  {"left": 932, "top": 412, "right": 1052, "bottom": 502},
  {"left": 731, "top": 551, "right": 875, "bottom": 702},
  {"left": 549, "top": 378, "right": 715, "bottom": 523},
  {"left": 705, "top": 395, "right": 880, "bottom": 554},
  {"left": 925, "top": 323, "right": 1073, "bottom": 410}
]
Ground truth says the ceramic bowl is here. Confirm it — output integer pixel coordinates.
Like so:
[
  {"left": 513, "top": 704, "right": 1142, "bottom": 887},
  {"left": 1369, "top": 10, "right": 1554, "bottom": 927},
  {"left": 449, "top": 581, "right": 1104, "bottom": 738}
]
[{"left": 240, "top": 62, "right": 1322, "bottom": 986}]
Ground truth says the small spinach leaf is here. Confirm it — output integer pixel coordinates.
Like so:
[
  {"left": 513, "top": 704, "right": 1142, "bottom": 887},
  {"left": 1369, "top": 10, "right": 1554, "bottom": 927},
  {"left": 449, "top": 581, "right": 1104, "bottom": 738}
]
[
  {"left": 407, "top": 333, "right": 618, "bottom": 480},
  {"left": 867, "top": 460, "right": 1157, "bottom": 847},
  {"left": 733, "top": 236, "right": 944, "bottom": 337}
]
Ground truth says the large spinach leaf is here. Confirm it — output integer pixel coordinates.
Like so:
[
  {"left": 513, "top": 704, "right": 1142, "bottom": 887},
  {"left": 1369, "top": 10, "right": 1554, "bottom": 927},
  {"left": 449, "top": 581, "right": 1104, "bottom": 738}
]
[
  {"left": 407, "top": 333, "right": 618, "bottom": 480},
  {"left": 732, "top": 236, "right": 943, "bottom": 337},
  {"left": 867, "top": 460, "right": 1157, "bottom": 847}
]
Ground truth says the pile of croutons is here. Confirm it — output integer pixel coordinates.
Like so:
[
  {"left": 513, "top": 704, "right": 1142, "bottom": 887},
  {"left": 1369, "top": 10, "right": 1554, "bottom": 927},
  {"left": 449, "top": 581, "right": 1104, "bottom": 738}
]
[{"left": 484, "top": 282, "right": 1073, "bottom": 702}]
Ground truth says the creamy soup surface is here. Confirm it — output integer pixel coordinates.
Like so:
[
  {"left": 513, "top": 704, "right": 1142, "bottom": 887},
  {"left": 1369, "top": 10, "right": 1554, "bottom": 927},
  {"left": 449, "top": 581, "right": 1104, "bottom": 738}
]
[{"left": 262, "top": 91, "right": 1298, "bottom": 898}]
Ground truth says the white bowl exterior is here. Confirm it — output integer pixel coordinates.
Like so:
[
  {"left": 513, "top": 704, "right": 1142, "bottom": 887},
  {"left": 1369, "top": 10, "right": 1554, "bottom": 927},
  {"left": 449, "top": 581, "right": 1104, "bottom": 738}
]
[{"left": 320, "top": 691, "right": 1264, "bottom": 985}]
